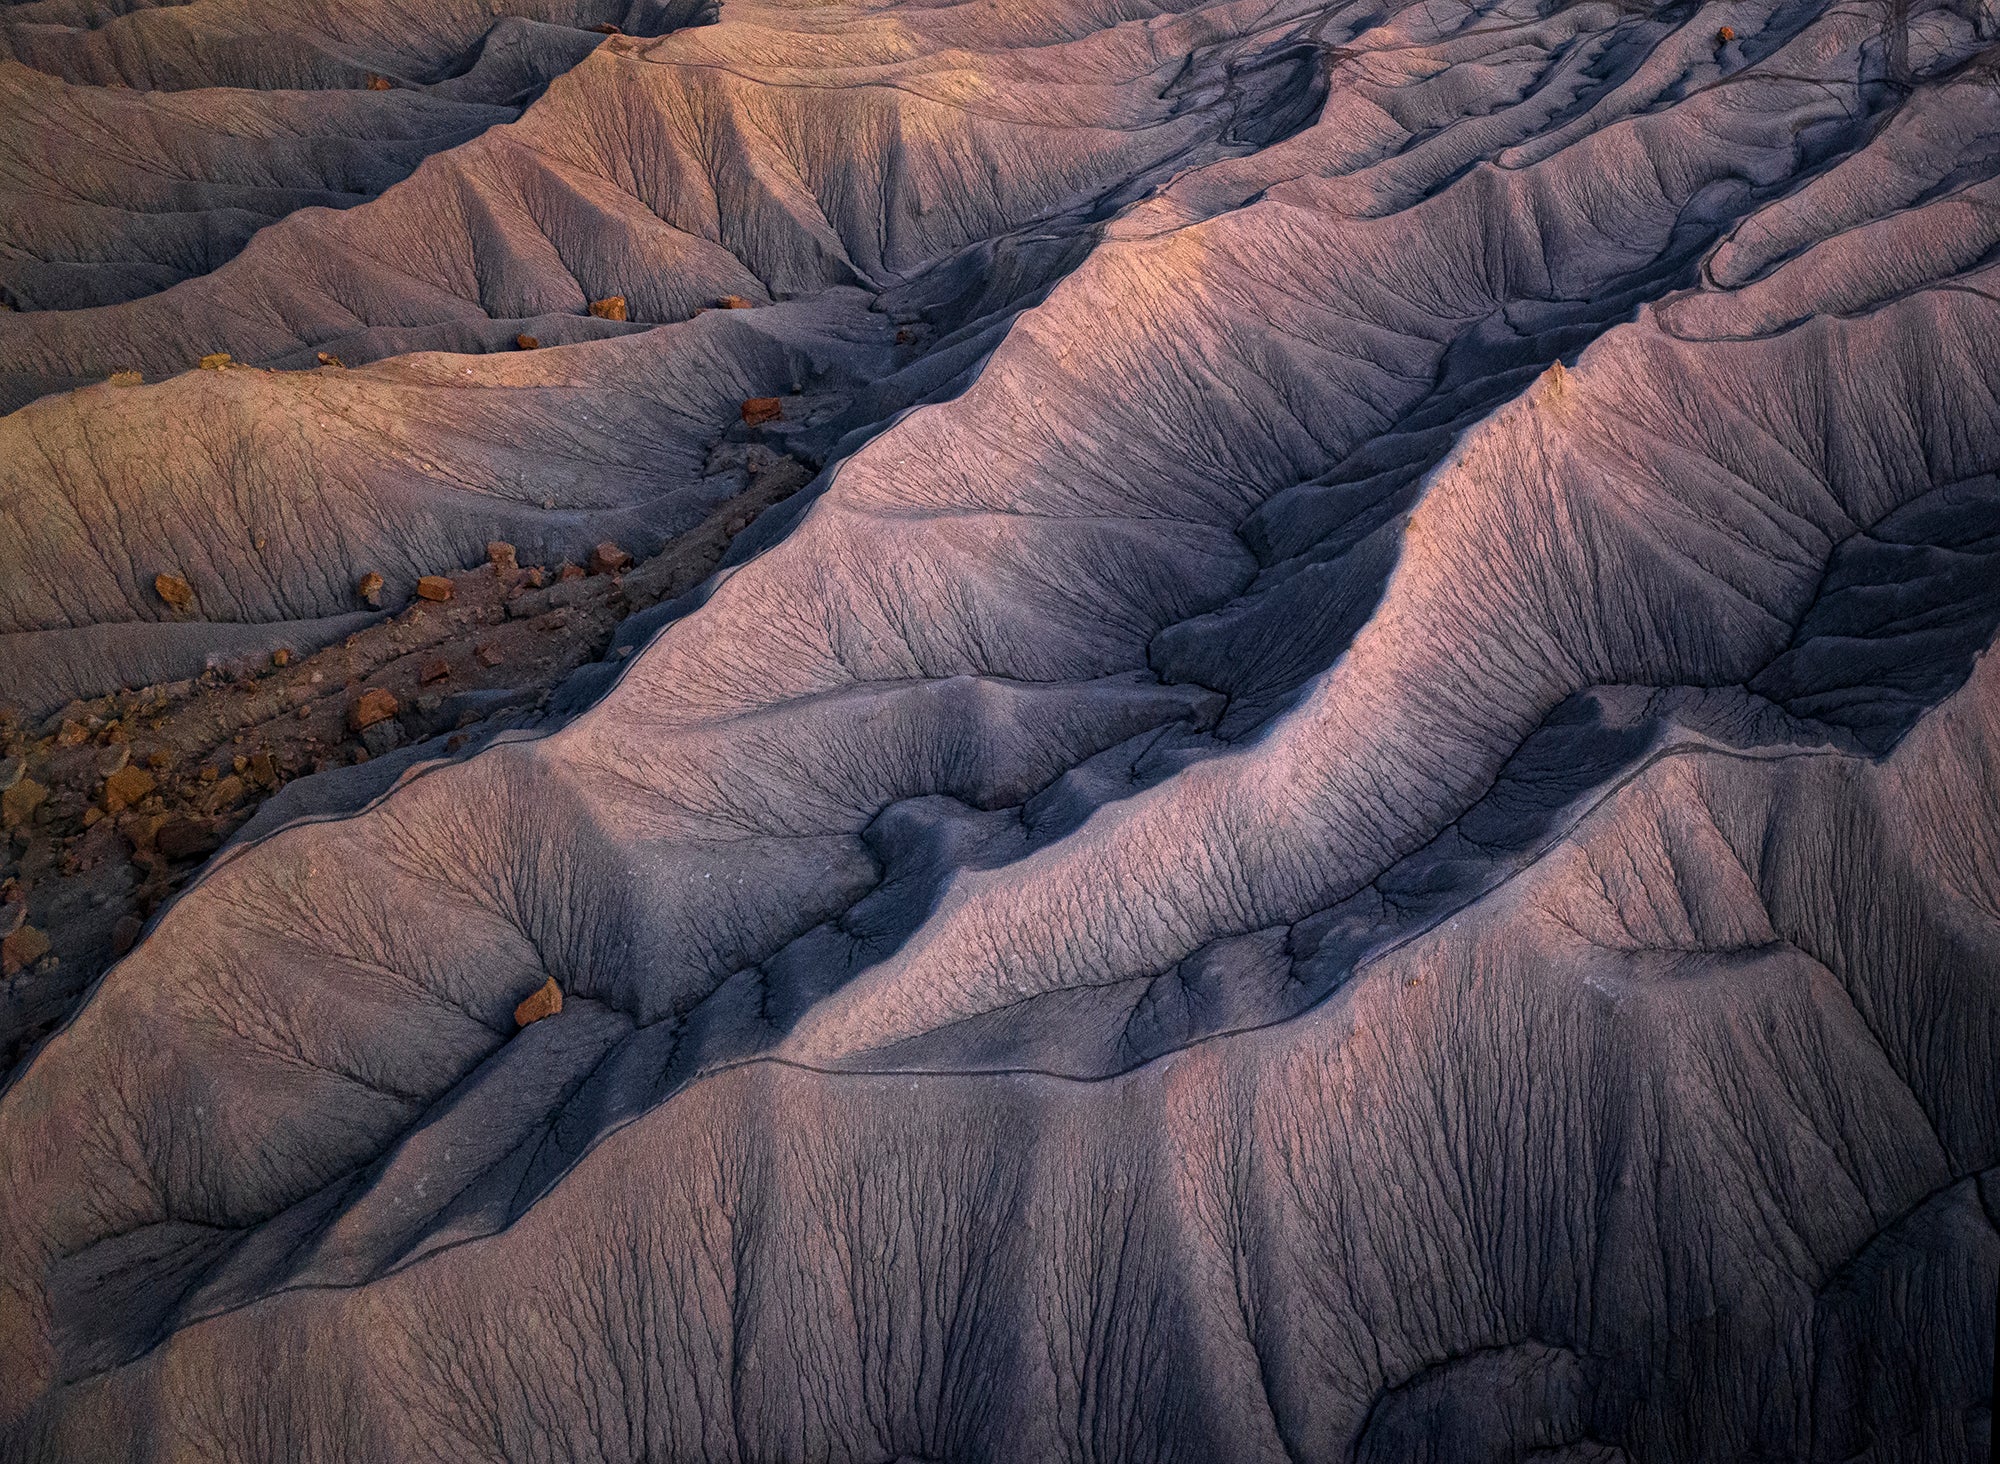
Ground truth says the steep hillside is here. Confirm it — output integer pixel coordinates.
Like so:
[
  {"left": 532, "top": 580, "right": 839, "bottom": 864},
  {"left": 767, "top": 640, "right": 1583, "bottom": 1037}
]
[{"left": 0, "top": 0, "right": 1995, "bottom": 1458}]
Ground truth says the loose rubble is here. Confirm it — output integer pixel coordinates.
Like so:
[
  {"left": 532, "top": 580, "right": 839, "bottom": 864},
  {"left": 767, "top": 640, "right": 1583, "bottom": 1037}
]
[{"left": 0, "top": 446, "right": 815, "bottom": 1071}]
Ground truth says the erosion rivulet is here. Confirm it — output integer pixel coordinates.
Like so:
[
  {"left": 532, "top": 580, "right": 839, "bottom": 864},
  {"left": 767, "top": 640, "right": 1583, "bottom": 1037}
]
[{"left": 0, "top": 0, "right": 1996, "bottom": 1458}]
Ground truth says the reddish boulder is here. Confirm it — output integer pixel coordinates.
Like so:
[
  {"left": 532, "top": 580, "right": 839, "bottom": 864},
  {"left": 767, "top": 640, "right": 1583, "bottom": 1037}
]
[
  {"left": 514, "top": 977, "right": 563, "bottom": 1027},
  {"left": 154, "top": 573, "right": 196, "bottom": 612},
  {"left": 348, "top": 688, "right": 398, "bottom": 732},
  {"left": 101, "top": 764, "right": 156, "bottom": 813},
  {"left": 589, "top": 542, "right": 633, "bottom": 575}
]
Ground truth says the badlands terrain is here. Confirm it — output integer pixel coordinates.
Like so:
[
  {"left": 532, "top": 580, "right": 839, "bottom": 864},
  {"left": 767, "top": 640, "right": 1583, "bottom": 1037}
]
[{"left": 1, "top": 0, "right": 1997, "bottom": 1457}]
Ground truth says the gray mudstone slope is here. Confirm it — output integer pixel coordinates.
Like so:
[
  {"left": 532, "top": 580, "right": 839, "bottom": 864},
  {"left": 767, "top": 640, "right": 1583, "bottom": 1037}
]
[
  {"left": 0, "top": 0, "right": 715, "bottom": 317},
  {"left": 2, "top": 0, "right": 1998, "bottom": 1458}
]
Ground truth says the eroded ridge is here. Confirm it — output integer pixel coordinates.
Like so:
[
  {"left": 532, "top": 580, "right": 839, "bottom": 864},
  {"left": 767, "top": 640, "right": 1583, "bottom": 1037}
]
[
  {"left": 0, "top": 0, "right": 712, "bottom": 317},
  {"left": 1, "top": 0, "right": 1997, "bottom": 1458}
]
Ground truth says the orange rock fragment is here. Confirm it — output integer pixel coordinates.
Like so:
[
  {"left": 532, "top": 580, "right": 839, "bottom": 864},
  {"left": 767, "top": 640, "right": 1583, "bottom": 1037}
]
[
  {"left": 717, "top": 295, "right": 754, "bottom": 309},
  {"left": 1, "top": 776, "right": 45, "bottom": 828},
  {"left": 356, "top": 571, "right": 384, "bottom": 608},
  {"left": 107, "top": 370, "right": 142, "bottom": 387},
  {"left": 514, "top": 976, "right": 562, "bottom": 1027},
  {"left": 1, "top": 923, "right": 50, "bottom": 975},
  {"left": 514, "top": 333, "right": 540, "bottom": 350},
  {"left": 197, "top": 353, "right": 231, "bottom": 371},
  {"left": 316, "top": 352, "right": 345, "bottom": 368},
  {"left": 589, "top": 21, "right": 622, "bottom": 32},
  {"left": 101, "top": 764, "right": 156, "bottom": 813},
  {"left": 119, "top": 810, "right": 164, "bottom": 858},
  {"left": 487, "top": 541, "right": 518, "bottom": 572},
  {"left": 741, "top": 396, "right": 782, "bottom": 426},
  {"left": 587, "top": 296, "right": 628, "bottom": 322},
  {"left": 348, "top": 688, "right": 398, "bottom": 732},
  {"left": 419, "top": 658, "right": 451, "bottom": 685},
  {"left": 365, "top": 74, "right": 392, "bottom": 90},
  {"left": 1717, "top": 25, "right": 1734, "bottom": 41},
  {"left": 415, "top": 575, "right": 455, "bottom": 602},
  {"left": 154, "top": 572, "right": 196, "bottom": 612},
  {"left": 589, "top": 541, "right": 633, "bottom": 575},
  {"left": 200, "top": 774, "right": 246, "bottom": 814}
]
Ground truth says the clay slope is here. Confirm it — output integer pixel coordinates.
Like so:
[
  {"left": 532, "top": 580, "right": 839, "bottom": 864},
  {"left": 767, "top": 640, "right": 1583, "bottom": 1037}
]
[
  {"left": 1, "top": 0, "right": 1998, "bottom": 1459},
  {"left": 0, "top": 0, "right": 700, "bottom": 314},
  {"left": 0, "top": 0, "right": 1289, "bottom": 700},
  {"left": 0, "top": 0, "right": 670, "bottom": 93},
  {"left": 0, "top": 62, "right": 518, "bottom": 312}
]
